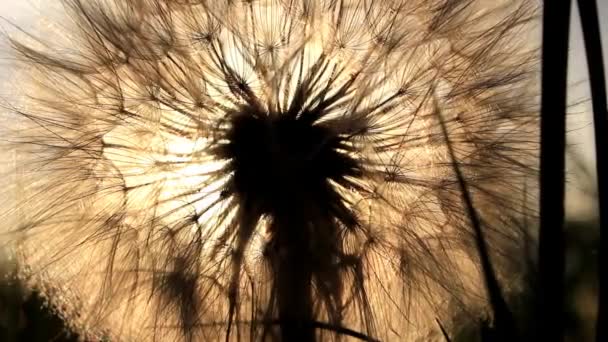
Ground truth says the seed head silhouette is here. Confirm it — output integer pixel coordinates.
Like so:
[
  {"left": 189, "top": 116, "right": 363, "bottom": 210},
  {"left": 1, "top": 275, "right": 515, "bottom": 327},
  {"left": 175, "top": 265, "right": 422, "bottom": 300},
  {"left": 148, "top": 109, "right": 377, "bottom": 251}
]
[{"left": 1, "top": 0, "right": 539, "bottom": 341}]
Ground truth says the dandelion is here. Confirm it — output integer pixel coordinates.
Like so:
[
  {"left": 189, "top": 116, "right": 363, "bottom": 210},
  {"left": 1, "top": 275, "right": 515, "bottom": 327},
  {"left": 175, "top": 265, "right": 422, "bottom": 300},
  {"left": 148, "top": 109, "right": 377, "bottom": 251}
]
[{"left": 1, "top": 0, "right": 540, "bottom": 341}]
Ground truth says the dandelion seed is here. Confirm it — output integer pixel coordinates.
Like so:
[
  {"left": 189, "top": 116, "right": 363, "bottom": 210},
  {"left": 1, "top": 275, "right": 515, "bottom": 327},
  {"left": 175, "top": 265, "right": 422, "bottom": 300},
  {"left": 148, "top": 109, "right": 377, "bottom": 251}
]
[{"left": 1, "top": 0, "right": 540, "bottom": 341}]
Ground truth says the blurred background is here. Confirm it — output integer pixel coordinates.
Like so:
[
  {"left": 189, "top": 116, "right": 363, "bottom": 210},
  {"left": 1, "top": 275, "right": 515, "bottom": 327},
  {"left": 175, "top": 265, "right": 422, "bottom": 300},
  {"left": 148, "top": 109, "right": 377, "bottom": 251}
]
[{"left": 0, "top": 0, "right": 605, "bottom": 340}]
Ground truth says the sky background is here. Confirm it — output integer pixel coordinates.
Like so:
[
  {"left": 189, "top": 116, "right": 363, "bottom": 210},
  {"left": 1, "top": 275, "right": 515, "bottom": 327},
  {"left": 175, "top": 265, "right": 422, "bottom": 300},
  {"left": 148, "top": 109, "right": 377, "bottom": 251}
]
[
  {"left": 0, "top": 0, "right": 606, "bottom": 219},
  {"left": 563, "top": 0, "right": 607, "bottom": 218}
]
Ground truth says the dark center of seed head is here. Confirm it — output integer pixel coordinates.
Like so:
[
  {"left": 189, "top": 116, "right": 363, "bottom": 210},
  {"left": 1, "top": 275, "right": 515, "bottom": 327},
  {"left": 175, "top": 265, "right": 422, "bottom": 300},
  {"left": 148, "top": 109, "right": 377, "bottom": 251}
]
[{"left": 222, "top": 106, "right": 361, "bottom": 217}]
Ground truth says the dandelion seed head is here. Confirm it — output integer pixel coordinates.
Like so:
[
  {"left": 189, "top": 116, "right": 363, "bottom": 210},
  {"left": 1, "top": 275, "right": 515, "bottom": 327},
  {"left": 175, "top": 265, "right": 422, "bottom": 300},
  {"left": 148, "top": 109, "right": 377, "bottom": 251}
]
[{"left": 1, "top": 0, "right": 540, "bottom": 341}]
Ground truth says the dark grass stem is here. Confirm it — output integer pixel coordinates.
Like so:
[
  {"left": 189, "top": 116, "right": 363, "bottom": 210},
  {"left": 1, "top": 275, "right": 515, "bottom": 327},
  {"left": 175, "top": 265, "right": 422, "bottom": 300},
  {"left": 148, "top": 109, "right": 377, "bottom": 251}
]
[
  {"left": 575, "top": 0, "right": 608, "bottom": 341},
  {"left": 435, "top": 100, "right": 517, "bottom": 340},
  {"left": 538, "top": 0, "right": 572, "bottom": 340},
  {"left": 435, "top": 318, "right": 453, "bottom": 342}
]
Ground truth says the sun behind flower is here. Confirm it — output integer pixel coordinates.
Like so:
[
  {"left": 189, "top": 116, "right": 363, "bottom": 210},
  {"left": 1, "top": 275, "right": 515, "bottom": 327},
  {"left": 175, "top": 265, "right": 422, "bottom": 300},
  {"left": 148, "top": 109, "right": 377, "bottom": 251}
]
[{"left": 1, "top": 0, "right": 540, "bottom": 341}]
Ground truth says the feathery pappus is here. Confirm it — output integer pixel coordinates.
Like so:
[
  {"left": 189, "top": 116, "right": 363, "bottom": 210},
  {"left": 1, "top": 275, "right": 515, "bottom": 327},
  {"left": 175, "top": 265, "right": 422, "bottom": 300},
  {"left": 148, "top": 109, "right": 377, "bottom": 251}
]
[{"left": 0, "top": 0, "right": 540, "bottom": 341}]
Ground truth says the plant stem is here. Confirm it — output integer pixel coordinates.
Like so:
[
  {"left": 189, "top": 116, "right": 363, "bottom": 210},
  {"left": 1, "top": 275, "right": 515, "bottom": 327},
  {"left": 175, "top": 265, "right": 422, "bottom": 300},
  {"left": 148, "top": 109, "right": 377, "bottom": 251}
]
[
  {"left": 575, "top": 1, "right": 607, "bottom": 341},
  {"left": 538, "top": 0, "right": 572, "bottom": 340},
  {"left": 273, "top": 216, "right": 315, "bottom": 342}
]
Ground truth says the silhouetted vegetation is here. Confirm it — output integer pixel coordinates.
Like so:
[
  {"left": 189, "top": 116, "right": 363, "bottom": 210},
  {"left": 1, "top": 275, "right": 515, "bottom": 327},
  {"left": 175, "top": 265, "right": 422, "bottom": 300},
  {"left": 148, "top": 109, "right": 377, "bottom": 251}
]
[{"left": 0, "top": 0, "right": 604, "bottom": 341}]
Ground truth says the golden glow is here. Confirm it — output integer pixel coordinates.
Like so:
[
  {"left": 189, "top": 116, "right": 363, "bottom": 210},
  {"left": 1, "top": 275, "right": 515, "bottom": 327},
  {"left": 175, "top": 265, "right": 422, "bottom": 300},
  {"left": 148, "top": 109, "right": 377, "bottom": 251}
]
[{"left": 2, "top": 1, "right": 539, "bottom": 341}]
